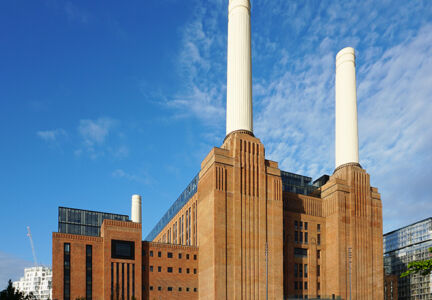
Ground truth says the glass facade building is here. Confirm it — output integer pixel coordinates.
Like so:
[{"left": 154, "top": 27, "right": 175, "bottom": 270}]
[
  {"left": 58, "top": 207, "right": 129, "bottom": 237},
  {"left": 384, "top": 217, "right": 432, "bottom": 299},
  {"left": 280, "top": 170, "right": 318, "bottom": 196}
]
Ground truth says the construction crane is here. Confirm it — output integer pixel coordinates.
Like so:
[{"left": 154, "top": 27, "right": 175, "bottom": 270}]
[{"left": 27, "top": 226, "right": 38, "bottom": 266}]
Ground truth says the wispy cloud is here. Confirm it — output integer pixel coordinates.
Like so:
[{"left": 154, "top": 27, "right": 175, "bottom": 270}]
[
  {"left": 64, "top": 1, "right": 90, "bottom": 23},
  {"left": 36, "top": 128, "right": 67, "bottom": 142},
  {"left": 0, "top": 252, "right": 33, "bottom": 286},
  {"left": 112, "top": 169, "right": 153, "bottom": 185},
  {"left": 78, "top": 117, "right": 116, "bottom": 147}
]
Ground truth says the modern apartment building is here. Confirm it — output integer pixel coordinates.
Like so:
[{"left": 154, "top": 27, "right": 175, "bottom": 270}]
[
  {"left": 13, "top": 266, "right": 52, "bottom": 300},
  {"left": 384, "top": 218, "right": 432, "bottom": 299},
  {"left": 51, "top": 0, "right": 384, "bottom": 299}
]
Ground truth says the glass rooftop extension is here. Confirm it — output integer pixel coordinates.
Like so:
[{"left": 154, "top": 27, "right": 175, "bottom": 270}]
[
  {"left": 145, "top": 170, "right": 320, "bottom": 241},
  {"left": 145, "top": 173, "right": 199, "bottom": 241},
  {"left": 280, "top": 170, "right": 318, "bottom": 196},
  {"left": 58, "top": 207, "right": 129, "bottom": 237}
]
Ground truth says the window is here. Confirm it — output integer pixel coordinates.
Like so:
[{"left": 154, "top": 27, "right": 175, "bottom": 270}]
[
  {"left": 86, "top": 245, "right": 92, "bottom": 300},
  {"left": 150, "top": 251, "right": 153, "bottom": 257},
  {"left": 294, "top": 264, "right": 298, "bottom": 277},
  {"left": 194, "top": 268, "right": 197, "bottom": 274},
  {"left": 295, "top": 231, "right": 298, "bottom": 243},
  {"left": 167, "top": 252, "right": 173, "bottom": 258},
  {"left": 299, "top": 281, "right": 303, "bottom": 290},
  {"left": 186, "top": 254, "right": 190, "bottom": 260},
  {"left": 168, "top": 287, "right": 173, "bottom": 291},
  {"left": 167, "top": 267, "right": 173, "bottom": 273},
  {"left": 294, "top": 282, "right": 298, "bottom": 290},
  {"left": 305, "top": 222, "right": 308, "bottom": 230},
  {"left": 318, "top": 282, "right": 320, "bottom": 290},
  {"left": 111, "top": 240, "right": 135, "bottom": 260},
  {"left": 194, "top": 254, "right": 197, "bottom": 260},
  {"left": 295, "top": 221, "right": 298, "bottom": 229},
  {"left": 299, "top": 232, "right": 303, "bottom": 243},
  {"left": 178, "top": 287, "right": 182, "bottom": 291},
  {"left": 304, "top": 264, "right": 308, "bottom": 278},
  {"left": 194, "top": 288, "right": 197, "bottom": 292},
  {"left": 317, "top": 224, "right": 321, "bottom": 232},
  {"left": 317, "top": 265, "right": 320, "bottom": 276},
  {"left": 179, "top": 253, "right": 182, "bottom": 259},
  {"left": 317, "top": 234, "right": 321, "bottom": 245},
  {"left": 305, "top": 232, "right": 308, "bottom": 244},
  {"left": 317, "top": 250, "right": 321, "bottom": 259},
  {"left": 300, "top": 221, "right": 303, "bottom": 230},
  {"left": 299, "top": 264, "right": 303, "bottom": 277},
  {"left": 150, "top": 266, "right": 153, "bottom": 272},
  {"left": 150, "top": 286, "right": 153, "bottom": 291},
  {"left": 187, "top": 268, "right": 190, "bottom": 274},
  {"left": 158, "top": 286, "right": 162, "bottom": 291},
  {"left": 158, "top": 266, "right": 161, "bottom": 272},
  {"left": 179, "top": 268, "right": 182, "bottom": 273},
  {"left": 158, "top": 251, "right": 161, "bottom": 257},
  {"left": 304, "top": 282, "right": 308, "bottom": 290},
  {"left": 64, "top": 243, "right": 70, "bottom": 300},
  {"left": 186, "top": 287, "right": 190, "bottom": 292}
]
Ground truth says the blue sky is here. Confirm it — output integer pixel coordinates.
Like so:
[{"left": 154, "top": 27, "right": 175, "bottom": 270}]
[{"left": 1, "top": 0, "right": 431, "bottom": 284}]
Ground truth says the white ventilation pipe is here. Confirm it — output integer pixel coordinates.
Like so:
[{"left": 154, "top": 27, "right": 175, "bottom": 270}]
[
  {"left": 335, "top": 47, "right": 359, "bottom": 169},
  {"left": 131, "top": 194, "right": 142, "bottom": 223},
  {"left": 226, "top": 0, "right": 253, "bottom": 136}
]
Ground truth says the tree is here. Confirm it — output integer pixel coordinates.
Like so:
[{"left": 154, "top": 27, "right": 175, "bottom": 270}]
[
  {"left": 0, "top": 280, "right": 35, "bottom": 300},
  {"left": 401, "top": 247, "right": 432, "bottom": 278}
]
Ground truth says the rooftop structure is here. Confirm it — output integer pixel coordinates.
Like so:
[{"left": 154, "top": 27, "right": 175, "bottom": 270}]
[
  {"left": 13, "top": 266, "right": 52, "bottom": 300},
  {"left": 58, "top": 206, "right": 129, "bottom": 237}
]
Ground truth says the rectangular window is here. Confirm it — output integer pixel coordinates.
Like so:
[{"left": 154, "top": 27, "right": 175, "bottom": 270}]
[
  {"left": 127, "top": 264, "right": 130, "bottom": 300},
  {"left": 186, "top": 254, "right": 190, "bottom": 260},
  {"left": 158, "top": 266, "right": 161, "bottom": 272},
  {"left": 300, "top": 221, "right": 303, "bottom": 230},
  {"left": 179, "top": 268, "right": 182, "bottom": 273},
  {"left": 317, "top": 265, "right": 320, "bottom": 276},
  {"left": 294, "top": 220, "right": 298, "bottom": 229},
  {"left": 158, "top": 251, "right": 161, "bottom": 257},
  {"left": 294, "top": 263, "right": 298, "bottom": 277},
  {"left": 318, "top": 282, "right": 320, "bottom": 290},
  {"left": 305, "top": 232, "right": 308, "bottom": 244},
  {"left": 294, "top": 248, "right": 308, "bottom": 257},
  {"left": 194, "top": 254, "right": 197, "bottom": 260},
  {"left": 299, "top": 281, "right": 303, "bottom": 290},
  {"left": 150, "top": 250, "right": 153, "bottom": 257},
  {"left": 318, "top": 234, "right": 321, "bottom": 245},
  {"left": 158, "top": 286, "right": 162, "bottom": 291},
  {"left": 168, "top": 287, "right": 173, "bottom": 291},
  {"left": 132, "top": 264, "right": 135, "bottom": 298},
  {"left": 111, "top": 263, "right": 114, "bottom": 300},
  {"left": 194, "top": 268, "right": 197, "bottom": 274},
  {"left": 167, "top": 252, "right": 173, "bottom": 258},
  {"left": 86, "top": 245, "right": 92, "bottom": 300},
  {"left": 295, "top": 231, "right": 298, "bottom": 243},
  {"left": 304, "top": 222, "right": 308, "bottom": 230},
  {"left": 194, "top": 288, "right": 197, "bottom": 292},
  {"left": 179, "top": 253, "right": 182, "bottom": 259},
  {"left": 299, "top": 232, "right": 303, "bottom": 243},
  {"left": 121, "top": 263, "right": 124, "bottom": 300},
  {"left": 294, "top": 281, "right": 298, "bottom": 290},
  {"left": 304, "top": 282, "right": 308, "bottom": 290},
  {"left": 317, "top": 250, "right": 321, "bottom": 259},
  {"left": 111, "top": 240, "right": 135, "bottom": 260},
  {"left": 187, "top": 268, "right": 190, "bottom": 274},
  {"left": 150, "top": 266, "right": 153, "bottom": 272},
  {"left": 64, "top": 243, "right": 70, "bottom": 300},
  {"left": 299, "top": 263, "right": 303, "bottom": 277},
  {"left": 304, "top": 264, "right": 308, "bottom": 278},
  {"left": 149, "top": 286, "right": 153, "bottom": 291},
  {"left": 317, "top": 224, "right": 321, "bottom": 232},
  {"left": 168, "top": 267, "right": 173, "bottom": 273}
]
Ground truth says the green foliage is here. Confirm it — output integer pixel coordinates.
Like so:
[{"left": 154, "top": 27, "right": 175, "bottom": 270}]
[
  {"left": 0, "top": 280, "right": 35, "bottom": 300},
  {"left": 401, "top": 247, "right": 432, "bottom": 278}
]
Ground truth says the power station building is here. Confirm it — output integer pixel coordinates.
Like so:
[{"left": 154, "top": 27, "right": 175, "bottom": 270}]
[{"left": 52, "top": 0, "right": 384, "bottom": 299}]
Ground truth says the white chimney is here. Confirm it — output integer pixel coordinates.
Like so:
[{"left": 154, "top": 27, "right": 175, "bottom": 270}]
[
  {"left": 131, "top": 194, "right": 142, "bottom": 223},
  {"left": 226, "top": 0, "right": 253, "bottom": 136},
  {"left": 335, "top": 47, "right": 359, "bottom": 169}
]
